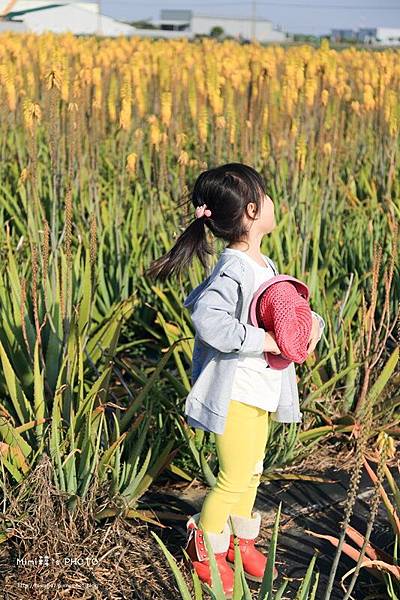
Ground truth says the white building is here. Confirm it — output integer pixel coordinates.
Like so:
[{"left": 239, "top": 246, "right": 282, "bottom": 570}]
[
  {"left": 153, "top": 9, "right": 289, "bottom": 43},
  {"left": 0, "top": 1, "right": 137, "bottom": 36},
  {"left": 331, "top": 26, "right": 400, "bottom": 46},
  {"left": 358, "top": 27, "right": 400, "bottom": 45}
]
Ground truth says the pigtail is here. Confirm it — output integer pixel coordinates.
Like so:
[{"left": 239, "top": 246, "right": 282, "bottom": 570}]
[{"left": 145, "top": 214, "right": 213, "bottom": 282}]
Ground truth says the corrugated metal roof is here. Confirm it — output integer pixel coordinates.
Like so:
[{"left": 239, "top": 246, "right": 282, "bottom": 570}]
[
  {"left": 6, "top": 4, "right": 63, "bottom": 18},
  {"left": 11, "top": 4, "right": 136, "bottom": 36}
]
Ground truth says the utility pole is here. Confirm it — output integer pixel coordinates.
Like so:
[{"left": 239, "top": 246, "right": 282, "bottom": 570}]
[
  {"left": 97, "top": 0, "right": 102, "bottom": 36},
  {"left": 251, "top": 0, "right": 256, "bottom": 43}
]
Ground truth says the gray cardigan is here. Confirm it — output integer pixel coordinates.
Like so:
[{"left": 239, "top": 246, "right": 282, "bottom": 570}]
[{"left": 183, "top": 249, "right": 325, "bottom": 435}]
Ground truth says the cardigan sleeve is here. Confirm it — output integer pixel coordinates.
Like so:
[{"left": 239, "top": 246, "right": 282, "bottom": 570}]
[{"left": 190, "top": 272, "right": 266, "bottom": 355}]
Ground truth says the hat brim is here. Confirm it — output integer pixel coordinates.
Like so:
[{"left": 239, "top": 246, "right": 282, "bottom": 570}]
[
  {"left": 249, "top": 275, "right": 310, "bottom": 370},
  {"left": 264, "top": 351, "right": 292, "bottom": 370}
]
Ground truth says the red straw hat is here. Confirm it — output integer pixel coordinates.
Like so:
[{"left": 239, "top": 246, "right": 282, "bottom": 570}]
[{"left": 249, "top": 275, "right": 313, "bottom": 370}]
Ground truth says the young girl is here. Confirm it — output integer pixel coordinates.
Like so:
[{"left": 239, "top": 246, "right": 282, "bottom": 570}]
[{"left": 146, "top": 163, "right": 325, "bottom": 598}]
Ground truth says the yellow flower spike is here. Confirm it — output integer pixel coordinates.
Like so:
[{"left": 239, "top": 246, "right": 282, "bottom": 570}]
[
  {"left": 198, "top": 106, "right": 208, "bottom": 145},
  {"left": 161, "top": 91, "right": 172, "bottom": 128},
  {"left": 134, "top": 128, "right": 144, "bottom": 142},
  {"left": 92, "top": 67, "right": 102, "bottom": 87},
  {"left": 290, "top": 121, "right": 298, "bottom": 139},
  {"left": 178, "top": 150, "right": 189, "bottom": 167},
  {"left": 148, "top": 115, "right": 161, "bottom": 150},
  {"left": 119, "top": 74, "right": 132, "bottom": 131},
  {"left": 375, "top": 431, "right": 396, "bottom": 459},
  {"left": 45, "top": 69, "right": 62, "bottom": 91},
  {"left": 18, "top": 167, "right": 29, "bottom": 185},
  {"left": 321, "top": 89, "right": 329, "bottom": 106},
  {"left": 176, "top": 133, "right": 188, "bottom": 148},
  {"left": 22, "top": 99, "right": 41, "bottom": 133},
  {"left": 229, "top": 122, "right": 236, "bottom": 146},
  {"left": 126, "top": 153, "right": 137, "bottom": 175},
  {"left": 67, "top": 102, "right": 79, "bottom": 113},
  {"left": 323, "top": 142, "right": 332, "bottom": 156}
]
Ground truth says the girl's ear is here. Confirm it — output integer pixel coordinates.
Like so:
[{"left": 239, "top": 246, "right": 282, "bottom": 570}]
[{"left": 245, "top": 201, "right": 257, "bottom": 219}]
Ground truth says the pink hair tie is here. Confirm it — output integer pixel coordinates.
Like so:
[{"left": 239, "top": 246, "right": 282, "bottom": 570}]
[{"left": 195, "top": 204, "right": 212, "bottom": 218}]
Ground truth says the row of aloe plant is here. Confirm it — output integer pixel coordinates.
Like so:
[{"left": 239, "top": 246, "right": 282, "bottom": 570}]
[{"left": 0, "top": 213, "right": 181, "bottom": 525}]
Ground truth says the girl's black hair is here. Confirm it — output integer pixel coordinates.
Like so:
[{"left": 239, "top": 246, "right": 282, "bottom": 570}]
[{"left": 145, "top": 162, "right": 268, "bottom": 281}]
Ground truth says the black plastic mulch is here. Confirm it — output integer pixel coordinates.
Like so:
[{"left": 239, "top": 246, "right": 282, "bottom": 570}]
[{"left": 140, "top": 463, "right": 398, "bottom": 599}]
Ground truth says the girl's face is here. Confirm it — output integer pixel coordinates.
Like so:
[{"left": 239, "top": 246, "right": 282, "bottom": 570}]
[{"left": 246, "top": 194, "right": 276, "bottom": 234}]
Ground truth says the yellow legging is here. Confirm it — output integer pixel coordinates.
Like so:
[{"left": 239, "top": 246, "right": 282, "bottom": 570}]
[{"left": 199, "top": 399, "right": 270, "bottom": 534}]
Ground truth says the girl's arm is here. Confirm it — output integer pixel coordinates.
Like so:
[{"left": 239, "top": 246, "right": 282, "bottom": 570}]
[{"left": 190, "top": 272, "right": 265, "bottom": 355}]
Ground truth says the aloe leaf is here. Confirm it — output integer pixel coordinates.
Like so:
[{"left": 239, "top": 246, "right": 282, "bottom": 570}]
[
  {"left": 359, "top": 346, "right": 399, "bottom": 418},
  {"left": 200, "top": 448, "right": 217, "bottom": 488},
  {"left": 0, "top": 417, "right": 32, "bottom": 461},
  {"left": 0, "top": 339, "right": 33, "bottom": 425},
  {"left": 120, "top": 447, "right": 152, "bottom": 505},
  {"left": 133, "top": 440, "right": 177, "bottom": 501},
  {"left": 295, "top": 552, "right": 318, "bottom": 599},
  {"left": 232, "top": 534, "right": 245, "bottom": 599},
  {"left": 203, "top": 529, "right": 226, "bottom": 598},
  {"left": 0, "top": 453, "right": 24, "bottom": 482},
  {"left": 151, "top": 532, "right": 192, "bottom": 600},
  {"left": 258, "top": 502, "right": 282, "bottom": 599},
  {"left": 33, "top": 338, "right": 45, "bottom": 441},
  {"left": 191, "top": 566, "right": 204, "bottom": 599},
  {"left": 120, "top": 338, "right": 185, "bottom": 431},
  {"left": 77, "top": 251, "right": 92, "bottom": 337}
]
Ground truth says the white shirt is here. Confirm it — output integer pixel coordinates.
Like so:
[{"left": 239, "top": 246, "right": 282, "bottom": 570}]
[{"left": 224, "top": 248, "right": 282, "bottom": 412}]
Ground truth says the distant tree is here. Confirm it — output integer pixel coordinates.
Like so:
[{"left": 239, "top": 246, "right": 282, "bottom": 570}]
[
  {"left": 210, "top": 26, "right": 224, "bottom": 39},
  {"left": 129, "top": 20, "right": 158, "bottom": 29},
  {"left": 293, "top": 33, "right": 319, "bottom": 43}
]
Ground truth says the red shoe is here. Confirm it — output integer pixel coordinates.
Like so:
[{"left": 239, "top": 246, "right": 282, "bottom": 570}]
[
  {"left": 184, "top": 513, "right": 234, "bottom": 599},
  {"left": 226, "top": 512, "right": 279, "bottom": 582}
]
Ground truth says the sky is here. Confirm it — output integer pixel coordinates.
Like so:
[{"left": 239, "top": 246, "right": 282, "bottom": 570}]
[{"left": 97, "top": 0, "right": 400, "bottom": 36}]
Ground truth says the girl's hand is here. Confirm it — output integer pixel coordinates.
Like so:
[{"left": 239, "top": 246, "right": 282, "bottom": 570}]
[
  {"left": 306, "top": 315, "right": 321, "bottom": 356},
  {"left": 263, "top": 331, "right": 281, "bottom": 354}
]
